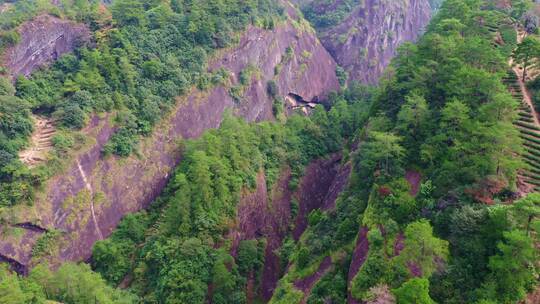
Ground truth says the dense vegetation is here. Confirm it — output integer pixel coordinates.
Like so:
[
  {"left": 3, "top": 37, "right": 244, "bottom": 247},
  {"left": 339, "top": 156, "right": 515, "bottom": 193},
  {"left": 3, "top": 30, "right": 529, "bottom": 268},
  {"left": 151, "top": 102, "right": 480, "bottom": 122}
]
[
  {"left": 89, "top": 96, "right": 368, "bottom": 302},
  {"left": 271, "top": 0, "right": 539, "bottom": 303},
  {"left": 300, "top": 0, "right": 359, "bottom": 30},
  {"left": 0, "top": 0, "right": 283, "bottom": 206},
  {"left": 0, "top": 262, "right": 136, "bottom": 303},
  {"left": 0, "top": 1, "right": 539, "bottom": 304}
]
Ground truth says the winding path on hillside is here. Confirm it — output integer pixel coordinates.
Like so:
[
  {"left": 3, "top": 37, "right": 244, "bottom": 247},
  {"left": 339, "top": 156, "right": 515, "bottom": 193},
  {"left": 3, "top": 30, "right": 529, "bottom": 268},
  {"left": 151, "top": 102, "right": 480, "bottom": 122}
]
[
  {"left": 511, "top": 29, "right": 540, "bottom": 126},
  {"left": 508, "top": 27, "right": 540, "bottom": 194},
  {"left": 18, "top": 115, "right": 56, "bottom": 166}
]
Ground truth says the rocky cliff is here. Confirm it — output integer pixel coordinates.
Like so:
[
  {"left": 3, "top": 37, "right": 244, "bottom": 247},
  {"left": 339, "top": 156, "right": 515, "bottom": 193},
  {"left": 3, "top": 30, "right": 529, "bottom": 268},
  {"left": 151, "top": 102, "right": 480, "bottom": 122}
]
[
  {"left": 231, "top": 154, "right": 351, "bottom": 301},
  {"left": 0, "top": 8, "right": 339, "bottom": 271},
  {"left": 1, "top": 14, "right": 91, "bottom": 79},
  {"left": 297, "top": 0, "right": 432, "bottom": 84}
]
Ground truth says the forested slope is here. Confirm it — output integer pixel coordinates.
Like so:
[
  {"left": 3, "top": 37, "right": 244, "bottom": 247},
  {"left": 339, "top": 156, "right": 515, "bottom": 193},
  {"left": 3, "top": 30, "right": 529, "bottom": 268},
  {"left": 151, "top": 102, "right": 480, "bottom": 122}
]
[
  {"left": 0, "top": 0, "right": 340, "bottom": 271},
  {"left": 0, "top": 0, "right": 539, "bottom": 304},
  {"left": 90, "top": 1, "right": 537, "bottom": 303},
  {"left": 270, "top": 1, "right": 540, "bottom": 303}
]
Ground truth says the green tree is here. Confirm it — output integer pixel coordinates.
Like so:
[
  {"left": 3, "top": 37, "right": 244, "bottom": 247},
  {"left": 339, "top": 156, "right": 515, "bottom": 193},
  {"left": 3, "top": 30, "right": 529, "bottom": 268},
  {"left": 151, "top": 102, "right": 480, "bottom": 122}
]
[
  {"left": 359, "top": 131, "right": 405, "bottom": 177},
  {"left": 0, "top": 266, "right": 31, "bottom": 304},
  {"left": 478, "top": 230, "right": 537, "bottom": 303},
  {"left": 111, "top": 0, "right": 146, "bottom": 26},
  {"left": 395, "top": 220, "right": 449, "bottom": 278},
  {"left": 0, "top": 77, "right": 15, "bottom": 96},
  {"left": 393, "top": 278, "right": 435, "bottom": 304},
  {"left": 509, "top": 193, "right": 540, "bottom": 236},
  {"left": 513, "top": 36, "right": 540, "bottom": 81},
  {"left": 396, "top": 93, "right": 431, "bottom": 160},
  {"left": 511, "top": 0, "right": 533, "bottom": 19}
]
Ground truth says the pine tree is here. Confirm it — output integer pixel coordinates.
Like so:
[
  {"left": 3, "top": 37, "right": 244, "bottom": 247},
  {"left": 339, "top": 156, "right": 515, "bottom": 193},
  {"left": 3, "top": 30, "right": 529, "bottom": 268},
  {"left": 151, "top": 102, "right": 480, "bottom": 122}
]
[{"left": 513, "top": 36, "right": 540, "bottom": 81}]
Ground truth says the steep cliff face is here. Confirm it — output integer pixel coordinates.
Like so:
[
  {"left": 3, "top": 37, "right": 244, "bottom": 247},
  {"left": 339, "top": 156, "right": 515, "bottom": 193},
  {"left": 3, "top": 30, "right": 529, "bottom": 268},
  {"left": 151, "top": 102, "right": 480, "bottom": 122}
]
[
  {"left": 0, "top": 13, "right": 339, "bottom": 270},
  {"left": 231, "top": 154, "right": 351, "bottom": 301},
  {"left": 297, "top": 0, "right": 432, "bottom": 84},
  {"left": 1, "top": 14, "right": 91, "bottom": 79}
]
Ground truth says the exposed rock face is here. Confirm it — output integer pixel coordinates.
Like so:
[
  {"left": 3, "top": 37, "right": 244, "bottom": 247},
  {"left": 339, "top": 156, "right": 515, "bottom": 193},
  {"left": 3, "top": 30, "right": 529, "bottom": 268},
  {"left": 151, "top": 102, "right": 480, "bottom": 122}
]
[
  {"left": 347, "top": 227, "right": 370, "bottom": 304},
  {"left": 325, "top": 0, "right": 431, "bottom": 84},
  {"left": 232, "top": 154, "right": 351, "bottom": 301},
  {"left": 1, "top": 15, "right": 91, "bottom": 79},
  {"left": 294, "top": 256, "right": 333, "bottom": 304},
  {"left": 297, "top": 0, "right": 432, "bottom": 84},
  {"left": 231, "top": 169, "right": 293, "bottom": 301},
  {"left": 0, "top": 14, "right": 339, "bottom": 271},
  {"left": 292, "top": 153, "right": 350, "bottom": 240}
]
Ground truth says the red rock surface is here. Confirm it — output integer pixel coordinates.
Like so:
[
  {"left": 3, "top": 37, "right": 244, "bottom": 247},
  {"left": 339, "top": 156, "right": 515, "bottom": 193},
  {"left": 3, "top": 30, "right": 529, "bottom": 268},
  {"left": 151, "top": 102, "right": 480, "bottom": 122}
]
[
  {"left": 311, "top": 0, "right": 432, "bottom": 84},
  {"left": 1, "top": 14, "right": 91, "bottom": 79},
  {"left": 294, "top": 256, "right": 333, "bottom": 303},
  {"left": 230, "top": 168, "right": 295, "bottom": 301},
  {"left": 231, "top": 154, "right": 352, "bottom": 300},
  {"left": 405, "top": 170, "right": 422, "bottom": 196},
  {"left": 0, "top": 13, "right": 339, "bottom": 272},
  {"left": 292, "top": 153, "right": 344, "bottom": 240},
  {"left": 347, "top": 226, "right": 370, "bottom": 304}
]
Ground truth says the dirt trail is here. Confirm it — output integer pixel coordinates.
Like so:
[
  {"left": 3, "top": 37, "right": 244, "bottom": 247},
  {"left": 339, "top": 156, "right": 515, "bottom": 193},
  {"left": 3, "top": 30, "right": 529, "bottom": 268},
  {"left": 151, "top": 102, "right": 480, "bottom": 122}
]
[
  {"left": 76, "top": 159, "right": 103, "bottom": 240},
  {"left": 510, "top": 27, "right": 540, "bottom": 195},
  {"left": 19, "top": 115, "right": 56, "bottom": 166},
  {"left": 511, "top": 29, "right": 540, "bottom": 127}
]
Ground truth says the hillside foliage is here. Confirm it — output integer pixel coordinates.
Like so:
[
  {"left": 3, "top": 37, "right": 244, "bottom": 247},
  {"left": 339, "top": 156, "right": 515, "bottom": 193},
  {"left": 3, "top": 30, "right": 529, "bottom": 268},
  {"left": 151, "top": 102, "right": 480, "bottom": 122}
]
[
  {"left": 0, "top": 0, "right": 283, "bottom": 206},
  {"left": 0, "top": 1, "right": 539, "bottom": 304}
]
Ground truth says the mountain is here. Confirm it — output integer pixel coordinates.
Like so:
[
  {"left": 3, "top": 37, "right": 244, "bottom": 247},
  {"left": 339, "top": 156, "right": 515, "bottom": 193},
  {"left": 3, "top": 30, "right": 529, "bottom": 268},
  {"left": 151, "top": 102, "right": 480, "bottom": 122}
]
[
  {"left": 0, "top": 0, "right": 430, "bottom": 272},
  {"left": 0, "top": 0, "right": 340, "bottom": 272},
  {"left": 298, "top": 0, "right": 432, "bottom": 84},
  {"left": 0, "top": 1, "right": 539, "bottom": 304}
]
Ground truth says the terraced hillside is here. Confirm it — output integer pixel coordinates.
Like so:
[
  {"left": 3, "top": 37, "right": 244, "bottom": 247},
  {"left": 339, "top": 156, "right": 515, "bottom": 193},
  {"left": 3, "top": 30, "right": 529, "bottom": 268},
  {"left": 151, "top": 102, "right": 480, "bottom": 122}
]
[
  {"left": 18, "top": 116, "right": 56, "bottom": 167},
  {"left": 504, "top": 70, "right": 540, "bottom": 192}
]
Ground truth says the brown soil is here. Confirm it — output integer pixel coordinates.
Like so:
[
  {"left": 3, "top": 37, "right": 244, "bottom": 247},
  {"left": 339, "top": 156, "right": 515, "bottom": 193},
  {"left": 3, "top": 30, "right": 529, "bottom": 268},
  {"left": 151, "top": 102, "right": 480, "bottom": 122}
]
[
  {"left": 0, "top": 3, "right": 13, "bottom": 13},
  {"left": 19, "top": 115, "right": 56, "bottom": 167},
  {"left": 522, "top": 285, "right": 540, "bottom": 304}
]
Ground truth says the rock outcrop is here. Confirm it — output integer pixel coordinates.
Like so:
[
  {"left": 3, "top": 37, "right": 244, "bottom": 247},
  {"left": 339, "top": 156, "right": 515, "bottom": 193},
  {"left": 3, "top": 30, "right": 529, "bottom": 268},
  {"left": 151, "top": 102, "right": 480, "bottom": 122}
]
[
  {"left": 1, "top": 14, "right": 91, "bottom": 79},
  {"left": 0, "top": 11, "right": 339, "bottom": 271},
  {"left": 297, "top": 0, "right": 432, "bottom": 84},
  {"left": 231, "top": 154, "right": 351, "bottom": 301}
]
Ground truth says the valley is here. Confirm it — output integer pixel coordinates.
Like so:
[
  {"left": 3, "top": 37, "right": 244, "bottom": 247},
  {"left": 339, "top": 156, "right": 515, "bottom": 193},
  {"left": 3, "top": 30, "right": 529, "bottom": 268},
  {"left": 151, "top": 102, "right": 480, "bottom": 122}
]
[{"left": 0, "top": 0, "right": 539, "bottom": 304}]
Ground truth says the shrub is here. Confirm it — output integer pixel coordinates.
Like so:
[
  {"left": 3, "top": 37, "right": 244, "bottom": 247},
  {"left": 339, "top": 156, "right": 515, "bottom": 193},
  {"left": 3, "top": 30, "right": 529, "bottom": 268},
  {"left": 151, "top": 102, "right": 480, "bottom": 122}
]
[
  {"left": 0, "top": 30, "right": 20, "bottom": 49},
  {"left": 52, "top": 133, "right": 75, "bottom": 154},
  {"left": 336, "top": 66, "right": 348, "bottom": 87},
  {"left": 103, "top": 128, "right": 136, "bottom": 157},
  {"left": 69, "top": 90, "right": 95, "bottom": 110},
  {"left": 56, "top": 104, "right": 86, "bottom": 129},
  {"left": 267, "top": 80, "right": 278, "bottom": 98},
  {"left": 0, "top": 77, "right": 15, "bottom": 96}
]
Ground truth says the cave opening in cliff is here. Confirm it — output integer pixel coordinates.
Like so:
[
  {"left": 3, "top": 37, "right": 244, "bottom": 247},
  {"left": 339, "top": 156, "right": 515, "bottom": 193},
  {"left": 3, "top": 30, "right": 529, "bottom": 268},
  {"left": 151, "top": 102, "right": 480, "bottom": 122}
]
[{"left": 286, "top": 93, "right": 318, "bottom": 107}]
